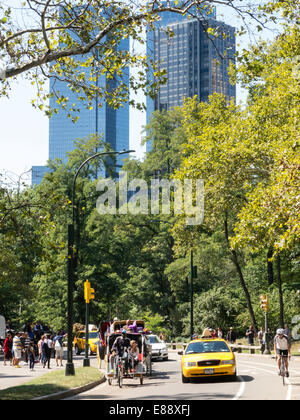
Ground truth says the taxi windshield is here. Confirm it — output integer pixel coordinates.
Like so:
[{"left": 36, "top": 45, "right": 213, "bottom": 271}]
[
  {"left": 89, "top": 332, "right": 98, "bottom": 339},
  {"left": 185, "top": 341, "right": 230, "bottom": 354}
]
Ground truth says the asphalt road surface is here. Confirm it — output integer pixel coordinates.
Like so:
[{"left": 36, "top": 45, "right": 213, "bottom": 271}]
[{"left": 68, "top": 352, "right": 300, "bottom": 401}]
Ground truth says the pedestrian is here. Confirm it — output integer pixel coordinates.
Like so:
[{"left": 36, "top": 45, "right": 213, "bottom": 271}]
[
  {"left": 201, "top": 327, "right": 213, "bottom": 338},
  {"left": 258, "top": 327, "right": 265, "bottom": 354},
  {"left": 284, "top": 324, "right": 292, "bottom": 346},
  {"left": 42, "top": 334, "right": 53, "bottom": 369},
  {"left": 33, "top": 321, "right": 44, "bottom": 341},
  {"left": 226, "top": 327, "right": 236, "bottom": 344},
  {"left": 12, "top": 332, "right": 23, "bottom": 368},
  {"left": 53, "top": 331, "right": 66, "bottom": 367},
  {"left": 3, "top": 333, "right": 13, "bottom": 366},
  {"left": 27, "top": 341, "right": 36, "bottom": 371},
  {"left": 246, "top": 325, "right": 256, "bottom": 346},
  {"left": 38, "top": 335, "right": 44, "bottom": 362},
  {"left": 6, "top": 320, "right": 14, "bottom": 332},
  {"left": 217, "top": 328, "right": 223, "bottom": 339},
  {"left": 23, "top": 333, "right": 31, "bottom": 364}
]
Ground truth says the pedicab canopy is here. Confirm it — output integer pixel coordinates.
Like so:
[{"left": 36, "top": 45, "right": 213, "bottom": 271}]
[{"left": 112, "top": 320, "right": 145, "bottom": 333}]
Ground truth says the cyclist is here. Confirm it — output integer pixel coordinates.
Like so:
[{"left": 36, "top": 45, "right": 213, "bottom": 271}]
[
  {"left": 111, "top": 330, "right": 131, "bottom": 373},
  {"left": 274, "top": 328, "right": 291, "bottom": 377}
]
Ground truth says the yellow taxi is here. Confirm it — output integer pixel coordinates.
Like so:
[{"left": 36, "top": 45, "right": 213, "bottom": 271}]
[
  {"left": 179, "top": 338, "right": 236, "bottom": 383},
  {"left": 73, "top": 330, "right": 99, "bottom": 356}
]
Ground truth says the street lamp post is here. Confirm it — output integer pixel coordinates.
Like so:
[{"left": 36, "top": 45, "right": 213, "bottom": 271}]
[
  {"left": 190, "top": 249, "right": 197, "bottom": 340},
  {"left": 65, "top": 149, "right": 135, "bottom": 376},
  {"left": 190, "top": 249, "right": 194, "bottom": 339}
]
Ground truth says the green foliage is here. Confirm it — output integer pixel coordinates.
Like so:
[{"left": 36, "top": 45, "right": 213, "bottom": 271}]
[{"left": 1, "top": 12, "right": 300, "bottom": 335}]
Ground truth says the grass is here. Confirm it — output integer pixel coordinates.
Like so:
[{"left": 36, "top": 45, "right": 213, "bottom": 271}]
[{"left": 0, "top": 367, "right": 103, "bottom": 400}]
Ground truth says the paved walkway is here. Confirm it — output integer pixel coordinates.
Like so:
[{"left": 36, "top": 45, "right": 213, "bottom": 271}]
[{"left": 0, "top": 352, "right": 99, "bottom": 391}]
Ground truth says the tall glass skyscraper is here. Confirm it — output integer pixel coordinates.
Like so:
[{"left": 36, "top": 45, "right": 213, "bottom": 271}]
[
  {"left": 146, "top": 5, "right": 235, "bottom": 151},
  {"left": 32, "top": 41, "right": 129, "bottom": 185}
]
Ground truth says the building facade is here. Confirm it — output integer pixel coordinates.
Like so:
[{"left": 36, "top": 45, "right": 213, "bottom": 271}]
[
  {"left": 146, "top": 7, "right": 235, "bottom": 151},
  {"left": 32, "top": 40, "right": 130, "bottom": 185}
]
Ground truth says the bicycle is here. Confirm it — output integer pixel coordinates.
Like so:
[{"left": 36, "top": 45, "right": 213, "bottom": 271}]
[
  {"left": 278, "top": 353, "right": 290, "bottom": 386},
  {"left": 279, "top": 354, "right": 286, "bottom": 386},
  {"left": 117, "top": 354, "right": 128, "bottom": 388}
]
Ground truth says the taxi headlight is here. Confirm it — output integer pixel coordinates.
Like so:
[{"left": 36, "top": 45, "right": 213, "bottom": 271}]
[
  {"left": 221, "top": 359, "right": 235, "bottom": 365},
  {"left": 183, "top": 361, "right": 197, "bottom": 367}
]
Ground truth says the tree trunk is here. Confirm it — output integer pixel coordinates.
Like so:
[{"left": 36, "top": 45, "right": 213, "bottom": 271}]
[
  {"left": 277, "top": 255, "right": 284, "bottom": 328},
  {"left": 224, "top": 218, "right": 258, "bottom": 332}
]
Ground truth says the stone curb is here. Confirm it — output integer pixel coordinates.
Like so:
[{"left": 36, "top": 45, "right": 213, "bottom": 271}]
[{"left": 32, "top": 376, "right": 106, "bottom": 400}]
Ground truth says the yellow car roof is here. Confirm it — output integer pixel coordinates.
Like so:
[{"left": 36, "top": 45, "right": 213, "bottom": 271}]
[{"left": 190, "top": 338, "right": 226, "bottom": 343}]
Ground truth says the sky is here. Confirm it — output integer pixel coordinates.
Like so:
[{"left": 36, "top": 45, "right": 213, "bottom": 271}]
[{"left": 0, "top": 2, "right": 275, "bottom": 185}]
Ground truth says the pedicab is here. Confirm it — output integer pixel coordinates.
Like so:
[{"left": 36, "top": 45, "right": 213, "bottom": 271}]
[
  {"left": 108, "top": 320, "right": 152, "bottom": 376},
  {"left": 106, "top": 331, "right": 145, "bottom": 387}
]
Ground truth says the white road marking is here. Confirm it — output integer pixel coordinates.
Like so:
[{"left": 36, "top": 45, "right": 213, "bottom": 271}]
[
  {"left": 238, "top": 360, "right": 293, "bottom": 400},
  {"left": 232, "top": 376, "right": 245, "bottom": 400}
]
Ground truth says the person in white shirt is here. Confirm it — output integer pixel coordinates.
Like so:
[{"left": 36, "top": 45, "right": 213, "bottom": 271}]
[{"left": 274, "top": 328, "right": 291, "bottom": 377}]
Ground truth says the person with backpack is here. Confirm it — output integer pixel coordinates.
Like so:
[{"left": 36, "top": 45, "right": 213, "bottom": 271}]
[
  {"left": 42, "top": 334, "right": 52, "bottom": 369},
  {"left": 53, "top": 331, "right": 66, "bottom": 367}
]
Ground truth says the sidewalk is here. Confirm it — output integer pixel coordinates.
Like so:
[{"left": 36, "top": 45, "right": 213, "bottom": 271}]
[{"left": 0, "top": 352, "right": 99, "bottom": 391}]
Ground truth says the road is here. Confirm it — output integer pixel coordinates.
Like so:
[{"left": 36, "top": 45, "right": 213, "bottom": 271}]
[{"left": 68, "top": 352, "right": 300, "bottom": 401}]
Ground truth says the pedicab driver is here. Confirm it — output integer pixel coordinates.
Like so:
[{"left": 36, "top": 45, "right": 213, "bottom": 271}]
[{"left": 111, "top": 329, "right": 131, "bottom": 372}]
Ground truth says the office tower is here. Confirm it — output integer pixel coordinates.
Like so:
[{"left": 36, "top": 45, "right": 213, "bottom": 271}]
[
  {"left": 146, "top": 3, "right": 216, "bottom": 121},
  {"left": 146, "top": 8, "right": 235, "bottom": 151},
  {"left": 31, "top": 165, "right": 50, "bottom": 186},
  {"left": 32, "top": 42, "right": 129, "bottom": 185}
]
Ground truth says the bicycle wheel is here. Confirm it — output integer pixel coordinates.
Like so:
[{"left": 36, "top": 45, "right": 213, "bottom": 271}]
[
  {"left": 118, "top": 364, "right": 123, "bottom": 388},
  {"left": 281, "top": 357, "right": 286, "bottom": 386}
]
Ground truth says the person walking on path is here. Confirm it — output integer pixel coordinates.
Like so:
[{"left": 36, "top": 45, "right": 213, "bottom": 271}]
[
  {"left": 38, "top": 336, "right": 44, "bottom": 362},
  {"left": 3, "top": 333, "right": 13, "bottom": 366},
  {"left": 258, "top": 327, "right": 265, "bottom": 354},
  {"left": 53, "top": 331, "right": 66, "bottom": 367},
  {"left": 284, "top": 324, "right": 292, "bottom": 346},
  {"left": 26, "top": 341, "right": 36, "bottom": 371},
  {"left": 23, "top": 333, "right": 31, "bottom": 364},
  {"left": 226, "top": 327, "right": 236, "bottom": 344},
  {"left": 12, "top": 332, "right": 23, "bottom": 368},
  {"left": 246, "top": 325, "right": 256, "bottom": 346},
  {"left": 42, "top": 334, "right": 53, "bottom": 369},
  {"left": 217, "top": 328, "right": 223, "bottom": 339}
]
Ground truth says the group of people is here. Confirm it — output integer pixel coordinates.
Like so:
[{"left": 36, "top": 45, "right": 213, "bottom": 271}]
[
  {"left": 192, "top": 327, "right": 236, "bottom": 342},
  {"left": 192, "top": 323, "right": 292, "bottom": 347},
  {"left": 2, "top": 320, "right": 66, "bottom": 371}
]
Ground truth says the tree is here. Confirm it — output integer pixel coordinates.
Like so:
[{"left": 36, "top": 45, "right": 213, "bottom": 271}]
[
  {"left": 0, "top": 0, "right": 278, "bottom": 117},
  {"left": 172, "top": 93, "right": 261, "bottom": 330},
  {"left": 141, "top": 107, "right": 186, "bottom": 178},
  {"left": 231, "top": 25, "right": 300, "bottom": 256}
]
